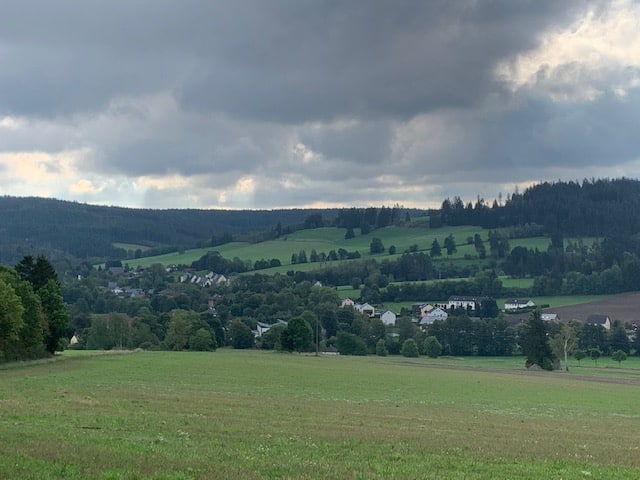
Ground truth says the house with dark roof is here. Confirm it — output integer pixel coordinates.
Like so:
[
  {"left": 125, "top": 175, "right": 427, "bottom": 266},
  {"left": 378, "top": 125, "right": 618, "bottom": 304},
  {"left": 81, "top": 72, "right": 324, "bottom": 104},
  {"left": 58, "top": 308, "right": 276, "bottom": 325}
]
[{"left": 587, "top": 314, "right": 611, "bottom": 330}]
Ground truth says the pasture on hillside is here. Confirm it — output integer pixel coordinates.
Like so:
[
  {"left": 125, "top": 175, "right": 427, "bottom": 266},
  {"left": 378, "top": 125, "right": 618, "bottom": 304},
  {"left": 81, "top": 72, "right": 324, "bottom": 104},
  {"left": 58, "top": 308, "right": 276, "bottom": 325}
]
[
  {"left": 122, "top": 226, "right": 598, "bottom": 282},
  {"left": 2, "top": 350, "right": 640, "bottom": 479},
  {"left": 124, "top": 225, "right": 553, "bottom": 269}
]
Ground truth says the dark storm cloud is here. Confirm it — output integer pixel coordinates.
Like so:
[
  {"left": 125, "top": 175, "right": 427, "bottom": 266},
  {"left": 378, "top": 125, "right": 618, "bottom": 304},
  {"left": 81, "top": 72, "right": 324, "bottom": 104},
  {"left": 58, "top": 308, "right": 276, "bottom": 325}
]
[
  {"left": 178, "top": 1, "right": 588, "bottom": 122},
  {"left": 0, "top": 0, "right": 585, "bottom": 121}
]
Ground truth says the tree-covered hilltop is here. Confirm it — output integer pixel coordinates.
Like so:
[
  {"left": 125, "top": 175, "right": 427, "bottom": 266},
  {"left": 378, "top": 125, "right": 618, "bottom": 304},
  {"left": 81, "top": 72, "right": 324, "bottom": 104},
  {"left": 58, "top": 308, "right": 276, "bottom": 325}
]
[
  {"left": 0, "top": 196, "right": 427, "bottom": 265},
  {"left": 4, "top": 178, "right": 640, "bottom": 266},
  {"left": 0, "top": 196, "right": 345, "bottom": 265},
  {"left": 436, "top": 177, "right": 640, "bottom": 235}
]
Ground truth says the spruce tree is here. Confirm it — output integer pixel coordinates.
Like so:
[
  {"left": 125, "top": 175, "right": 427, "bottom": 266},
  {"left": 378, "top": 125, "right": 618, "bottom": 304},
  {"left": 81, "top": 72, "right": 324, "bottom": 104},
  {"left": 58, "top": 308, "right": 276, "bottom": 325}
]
[{"left": 522, "top": 309, "right": 554, "bottom": 370}]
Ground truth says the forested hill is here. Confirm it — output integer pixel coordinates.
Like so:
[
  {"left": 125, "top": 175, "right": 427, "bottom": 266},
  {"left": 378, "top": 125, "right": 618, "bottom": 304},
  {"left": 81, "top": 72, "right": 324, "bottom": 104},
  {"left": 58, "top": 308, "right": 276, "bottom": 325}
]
[
  {"left": 437, "top": 178, "right": 640, "bottom": 236},
  {"left": 0, "top": 196, "right": 338, "bottom": 265},
  {"left": 2, "top": 178, "right": 640, "bottom": 266}
]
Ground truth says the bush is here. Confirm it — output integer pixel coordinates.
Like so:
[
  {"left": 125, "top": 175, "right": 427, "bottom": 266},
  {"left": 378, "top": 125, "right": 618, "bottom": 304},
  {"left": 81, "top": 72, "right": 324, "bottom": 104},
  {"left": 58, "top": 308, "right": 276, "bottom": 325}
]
[
  {"left": 375, "top": 339, "right": 388, "bottom": 356},
  {"left": 189, "top": 328, "right": 216, "bottom": 351},
  {"left": 336, "top": 331, "right": 368, "bottom": 356},
  {"left": 423, "top": 336, "right": 442, "bottom": 358},
  {"left": 401, "top": 339, "right": 419, "bottom": 358}
]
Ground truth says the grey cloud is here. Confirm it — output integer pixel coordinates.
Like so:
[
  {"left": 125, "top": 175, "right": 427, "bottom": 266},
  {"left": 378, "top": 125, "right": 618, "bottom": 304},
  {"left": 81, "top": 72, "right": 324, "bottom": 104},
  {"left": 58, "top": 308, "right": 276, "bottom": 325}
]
[
  {"left": 179, "top": 1, "right": 589, "bottom": 123},
  {"left": 0, "top": 1, "right": 587, "bottom": 121},
  {"left": 3, "top": 0, "right": 638, "bottom": 210}
]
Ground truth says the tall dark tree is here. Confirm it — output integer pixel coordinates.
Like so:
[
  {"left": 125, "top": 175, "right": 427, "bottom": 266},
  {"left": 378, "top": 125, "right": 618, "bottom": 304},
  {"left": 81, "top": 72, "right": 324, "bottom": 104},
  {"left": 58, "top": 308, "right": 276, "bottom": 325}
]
[
  {"left": 609, "top": 324, "right": 631, "bottom": 354},
  {"left": 344, "top": 227, "right": 355, "bottom": 240},
  {"left": 38, "top": 279, "right": 69, "bottom": 353},
  {"left": 280, "top": 316, "right": 313, "bottom": 352},
  {"left": 522, "top": 309, "right": 554, "bottom": 370},
  {"left": 369, "top": 238, "right": 385, "bottom": 254},
  {"left": 430, "top": 239, "right": 442, "bottom": 258},
  {"left": 15, "top": 255, "right": 59, "bottom": 291},
  {"left": 444, "top": 234, "right": 457, "bottom": 256},
  {"left": 0, "top": 278, "right": 24, "bottom": 360},
  {"left": 228, "top": 319, "right": 255, "bottom": 349}
]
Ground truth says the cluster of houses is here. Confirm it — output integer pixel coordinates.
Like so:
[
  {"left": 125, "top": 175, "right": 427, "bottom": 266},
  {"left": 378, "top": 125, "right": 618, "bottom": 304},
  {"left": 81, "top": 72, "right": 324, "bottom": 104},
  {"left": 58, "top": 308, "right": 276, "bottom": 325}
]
[
  {"left": 339, "top": 294, "right": 619, "bottom": 332},
  {"left": 178, "top": 271, "right": 228, "bottom": 288},
  {"left": 105, "top": 266, "right": 228, "bottom": 299}
]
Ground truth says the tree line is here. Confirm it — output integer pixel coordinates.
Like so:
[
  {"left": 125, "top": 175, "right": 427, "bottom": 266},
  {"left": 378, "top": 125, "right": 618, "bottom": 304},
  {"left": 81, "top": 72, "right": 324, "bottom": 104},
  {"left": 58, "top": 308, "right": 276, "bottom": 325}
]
[
  {"left": 0, "top": 255, "right": 68, "bottom": 363},
  {"left": 434, "top": 178, "right": 640, "bottom": 236}
]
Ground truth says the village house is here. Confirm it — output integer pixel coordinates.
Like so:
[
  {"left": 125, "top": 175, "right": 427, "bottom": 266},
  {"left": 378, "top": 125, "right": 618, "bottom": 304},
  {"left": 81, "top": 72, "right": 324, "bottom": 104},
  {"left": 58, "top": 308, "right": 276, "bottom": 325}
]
[
  {"left": 587, "top": 314, "right": 612, "bottom": 330},
  {"left": 340, "top": 298, "right": 355, "bottom": 308},
  {"left": 447, "top": 296, "right": 484, "bottom": 311},
  {"left": 354, "top": 303, "right": 375, "bottom": 317},
  {"left": 504, "top": 298, "right": 536, "bottom": 310},
  {"left": 255, "top": 319, "right": 288, "bottom": 338},
  {"left": 380, "top": 310, "right": 397, "bottom": 326},
  {"left": 412, "top": 303, "right": 434, "bottom": 318},
  {"left": 419, "top": 307, "right": 448, "bottom": 327}
]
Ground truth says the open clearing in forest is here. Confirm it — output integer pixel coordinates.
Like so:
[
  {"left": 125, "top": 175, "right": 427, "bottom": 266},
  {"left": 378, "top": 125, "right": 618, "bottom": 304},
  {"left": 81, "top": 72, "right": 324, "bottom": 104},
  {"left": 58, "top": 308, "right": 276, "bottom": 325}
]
[{"left": 2, "top": 350, "right": 640, "bottom": 479}]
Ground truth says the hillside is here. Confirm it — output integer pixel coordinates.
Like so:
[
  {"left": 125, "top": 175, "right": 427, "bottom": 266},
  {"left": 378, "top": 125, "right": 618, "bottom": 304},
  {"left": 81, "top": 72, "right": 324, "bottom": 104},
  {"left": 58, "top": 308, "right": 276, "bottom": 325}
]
[
  {"left": 544, "top": 292, "right": 640, "bottom": 325},
  {"left": 4, "top": 177, "right": 640, "bottom": 269},
  {"left": 0, "top": 196, "right": 342, "bottom": 265}
]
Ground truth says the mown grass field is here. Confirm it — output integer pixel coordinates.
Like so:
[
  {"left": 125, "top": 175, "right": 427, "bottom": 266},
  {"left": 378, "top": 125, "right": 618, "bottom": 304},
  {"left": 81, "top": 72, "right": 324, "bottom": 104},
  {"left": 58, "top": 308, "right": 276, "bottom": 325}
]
[{"left": 2, "top": 350, "right": 640, "bottom": 479}]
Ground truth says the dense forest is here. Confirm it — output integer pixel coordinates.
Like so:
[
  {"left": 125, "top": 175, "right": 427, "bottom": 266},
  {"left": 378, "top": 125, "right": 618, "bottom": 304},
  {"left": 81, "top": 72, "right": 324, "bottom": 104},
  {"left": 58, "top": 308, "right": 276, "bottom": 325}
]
[
  {"left": 435, "top": 177, "right": 640, "bottom": 235},
  {"left": 0, "top": 196, "right": 344, "bottom": 265}
]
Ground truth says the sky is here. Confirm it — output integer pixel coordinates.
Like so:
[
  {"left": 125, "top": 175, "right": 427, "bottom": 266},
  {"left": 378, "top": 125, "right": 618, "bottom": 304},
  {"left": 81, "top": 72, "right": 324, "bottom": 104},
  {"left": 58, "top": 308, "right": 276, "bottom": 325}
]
[{"left": 1, "top": 0, "right": 640, "bottom": 210}]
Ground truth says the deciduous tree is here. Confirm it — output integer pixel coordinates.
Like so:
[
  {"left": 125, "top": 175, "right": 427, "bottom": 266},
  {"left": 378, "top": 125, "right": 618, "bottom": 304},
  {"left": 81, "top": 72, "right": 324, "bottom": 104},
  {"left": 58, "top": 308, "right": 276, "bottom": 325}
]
[
  {"left": 401, "top": 338, "right": 419, "bottom": 357},
  {"left": 612, "top": 349, "right": 627, "bottom": 366},
  {"left": 424, "top": 336, "right": 442, "bottom": 358},
  {"left": 281, "top": 316, "right": 313, "bottom": 353},
  {"left": 550, "top": 323, "right": 577, "bottom": 371}
]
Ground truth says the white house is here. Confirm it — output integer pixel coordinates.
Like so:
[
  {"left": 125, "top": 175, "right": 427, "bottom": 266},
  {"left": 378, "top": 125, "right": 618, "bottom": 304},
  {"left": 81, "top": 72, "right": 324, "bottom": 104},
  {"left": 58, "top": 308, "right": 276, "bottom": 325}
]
[
  {"left": 255, "top": 319, "right": 288, "bottom": 337},
  {"left": 504, "top": 299, "right": 536, "bottom": 310},
  {"left": 380, "top": 310, "right": 397, "bottom": 326},
  {"left": 419, "top": 307, "right": 448, "bottom": 326},
  {"left": 447, "top": 296, "right": 483, "bottom": 311},
  {"left": 354, "top": 303, "right": 375, "bottom": 317}
]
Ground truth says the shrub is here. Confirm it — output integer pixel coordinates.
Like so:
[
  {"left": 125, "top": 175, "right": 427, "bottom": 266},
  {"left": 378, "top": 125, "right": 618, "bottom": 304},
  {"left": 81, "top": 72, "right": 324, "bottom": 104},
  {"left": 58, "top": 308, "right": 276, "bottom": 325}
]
[
  {"left": 336, "top": 331, "right": 368, "bottom": 356},
  {"left": 423, "top": 336, "right": 442, "bottom": 358},
  {"left": 401, "top": 339, "right": 419, "bottom": 358},
  {"left": 375, "top": 339, "right": 388, "bottom": 356}
]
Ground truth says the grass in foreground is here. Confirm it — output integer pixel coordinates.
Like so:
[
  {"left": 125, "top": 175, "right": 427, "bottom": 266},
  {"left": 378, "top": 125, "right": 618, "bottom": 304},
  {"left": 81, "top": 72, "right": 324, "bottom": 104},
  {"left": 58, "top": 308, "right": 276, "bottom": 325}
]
[{"left": 2, "top": 350, "right": 640, "bottom": 479}]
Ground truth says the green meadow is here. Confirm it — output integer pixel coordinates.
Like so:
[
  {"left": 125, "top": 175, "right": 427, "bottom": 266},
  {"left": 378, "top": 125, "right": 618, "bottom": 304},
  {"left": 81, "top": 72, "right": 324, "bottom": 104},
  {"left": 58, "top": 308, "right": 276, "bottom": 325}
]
[
  {"left": 2, "top": 350, "right": 640, "bottom": 479},
  {"left": 122, "top": 226, "right": 560, "bottom": 270}
]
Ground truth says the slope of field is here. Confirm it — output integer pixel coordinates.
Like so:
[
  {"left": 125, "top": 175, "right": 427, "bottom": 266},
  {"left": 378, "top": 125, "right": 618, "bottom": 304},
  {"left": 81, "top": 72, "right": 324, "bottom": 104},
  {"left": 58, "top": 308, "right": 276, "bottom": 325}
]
[
  {"left": 1, "top": 350, "right": 639, "bottom": 479},
  {"left": 543, "top": 291, "right": 640, "bottom": 324},
  {"left": 125, "top": 225, "right": 557, "bottom": 270}
]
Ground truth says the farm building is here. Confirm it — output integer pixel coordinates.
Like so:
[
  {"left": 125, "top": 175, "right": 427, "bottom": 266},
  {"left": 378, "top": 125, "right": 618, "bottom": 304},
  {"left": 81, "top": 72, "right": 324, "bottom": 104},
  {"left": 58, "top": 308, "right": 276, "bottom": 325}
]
[
  {"left": 586, "top": 314, "right": 611, "bottom": 330},
  {"left": 505, "top": 299, "right": 536, "bottom": 310},
  {"left": 447, "top": 296, "right": 484, "bottom": 311}
]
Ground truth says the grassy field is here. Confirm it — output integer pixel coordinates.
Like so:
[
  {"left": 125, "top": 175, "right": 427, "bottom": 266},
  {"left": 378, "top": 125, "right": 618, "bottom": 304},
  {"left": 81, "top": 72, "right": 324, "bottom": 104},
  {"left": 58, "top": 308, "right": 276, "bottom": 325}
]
[
  {"left": 122, "top": 226, "right": 569, "bottom": 271},
  {"left": 2, "top": 350, "right": 640, "bottom": 479}
]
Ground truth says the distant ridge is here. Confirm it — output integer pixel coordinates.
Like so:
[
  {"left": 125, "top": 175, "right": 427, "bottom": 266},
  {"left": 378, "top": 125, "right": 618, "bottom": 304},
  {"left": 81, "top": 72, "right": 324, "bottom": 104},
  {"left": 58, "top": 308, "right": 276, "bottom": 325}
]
[{"left": 0, "top": 196, "right": 339, "bottom": 265}]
